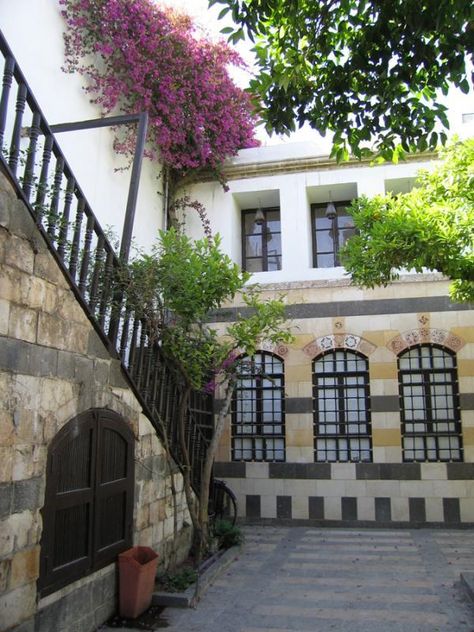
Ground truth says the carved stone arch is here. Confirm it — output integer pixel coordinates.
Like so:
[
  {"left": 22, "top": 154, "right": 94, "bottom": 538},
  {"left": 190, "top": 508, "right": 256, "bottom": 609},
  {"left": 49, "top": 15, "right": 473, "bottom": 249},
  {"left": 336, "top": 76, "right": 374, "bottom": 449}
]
[
  {"left": 235, "top": 341, "right": 289, "bottom": 360},
  {"left": 303, "top": 333, "right": 376, "bottom": 360},
  {"left": 387, "top": 328, "right": 465, "bottom": 356}
]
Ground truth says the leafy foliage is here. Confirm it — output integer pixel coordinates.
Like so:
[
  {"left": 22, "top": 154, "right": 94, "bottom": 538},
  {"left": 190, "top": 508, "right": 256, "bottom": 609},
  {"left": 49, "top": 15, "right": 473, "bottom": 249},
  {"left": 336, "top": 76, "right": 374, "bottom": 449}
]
[
  {"left": 340, "top": 139, "right": 474, "bottom": 302},
  {"left": 60, "top": 0, "right": 259, "bottom": 178},
  {"left": 213, "top": 519, "right": 244, "bottom": 549},
  {"left": 212, "top": 0, "right": 473, "bottom": 160}
]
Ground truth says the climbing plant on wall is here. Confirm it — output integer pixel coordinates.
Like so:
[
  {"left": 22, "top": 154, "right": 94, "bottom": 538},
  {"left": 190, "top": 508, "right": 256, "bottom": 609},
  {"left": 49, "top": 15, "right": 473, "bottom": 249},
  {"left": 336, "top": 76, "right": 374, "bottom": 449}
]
[{"left": 60, "top": 0, "right": 259, "bottom": 182}]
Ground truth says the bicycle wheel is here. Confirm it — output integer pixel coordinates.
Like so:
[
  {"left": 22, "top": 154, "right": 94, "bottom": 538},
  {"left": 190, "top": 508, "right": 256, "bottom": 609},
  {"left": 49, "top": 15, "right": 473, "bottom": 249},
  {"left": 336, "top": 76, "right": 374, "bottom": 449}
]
[{"left": 212, "top": 479, "right": 237, "bottom": 526}]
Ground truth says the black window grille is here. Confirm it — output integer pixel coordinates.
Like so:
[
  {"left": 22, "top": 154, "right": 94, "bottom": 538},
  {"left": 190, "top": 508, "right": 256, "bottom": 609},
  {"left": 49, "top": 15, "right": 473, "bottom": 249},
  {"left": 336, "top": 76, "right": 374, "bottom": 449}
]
[
  {"left": 242, "top": 208, "right": 281, "bottom": 272},
  {"left": 311, "top": 201, "right": 356, "bottom": 267},
  {"left": 313, "top": 350, "right": 372, "bottom": 462},
  {"left": 39, "top": 409, "right": 134, "bottom": 596},
  {"left": 232, "top": 352, "right": 285, "bottom": 461},
  {"left": 398, "top": 345, "right": 462, "bottom": 462}
]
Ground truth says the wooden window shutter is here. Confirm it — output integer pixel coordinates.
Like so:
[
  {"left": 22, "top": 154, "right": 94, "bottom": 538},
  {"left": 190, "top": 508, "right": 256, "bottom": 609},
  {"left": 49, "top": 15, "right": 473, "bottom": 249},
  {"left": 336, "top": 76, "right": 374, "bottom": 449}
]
[{"left": 39, "top": 410, "right": 134, "bottom": 596}]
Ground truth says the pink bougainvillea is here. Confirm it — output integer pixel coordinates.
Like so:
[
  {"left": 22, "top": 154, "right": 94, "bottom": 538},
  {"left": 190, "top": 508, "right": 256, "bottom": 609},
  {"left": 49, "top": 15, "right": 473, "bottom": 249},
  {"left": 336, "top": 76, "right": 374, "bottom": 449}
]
[{"left": 60, "top": 0, "right": 259, "bottom": 177}]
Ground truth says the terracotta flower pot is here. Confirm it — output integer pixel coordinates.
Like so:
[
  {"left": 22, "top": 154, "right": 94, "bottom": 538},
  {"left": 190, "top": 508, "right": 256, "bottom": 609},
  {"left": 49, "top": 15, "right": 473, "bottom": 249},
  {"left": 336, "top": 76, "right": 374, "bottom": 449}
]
[{"left": 118, "top": 546, "right": 159, "bottom": 618}]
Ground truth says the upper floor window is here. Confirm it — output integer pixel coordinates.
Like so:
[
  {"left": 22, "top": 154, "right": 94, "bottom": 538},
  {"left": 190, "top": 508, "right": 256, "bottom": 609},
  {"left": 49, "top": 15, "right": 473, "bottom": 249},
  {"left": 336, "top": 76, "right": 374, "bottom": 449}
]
[
  {"left": 232, "top": 352, "right": 285, "bottom": 461},
  {"left": 242, "top": 207, "right": 281, "bottom": 272},
  {"left": 313, "top": 350, "right": 372, "bottom": 462},
  {"left": 398, "top": 345, "right": 462, "bottom": 462},
  {"left": 311, "top": 200, "right": 355, "bottom": 267}
]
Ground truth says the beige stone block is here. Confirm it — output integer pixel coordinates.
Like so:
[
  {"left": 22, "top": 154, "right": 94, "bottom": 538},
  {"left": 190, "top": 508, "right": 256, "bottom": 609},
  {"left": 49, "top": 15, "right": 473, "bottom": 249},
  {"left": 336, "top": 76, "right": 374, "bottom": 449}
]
[
  {"left": 0, "top": 581, "right": 36, "bottom": 630},
  {"left": 138, "top": 526, "right": 153, "bottom": 546},
  {"left": 246, "top": 477, "right": 277, "bottom": 496},
  {"left": 369, "top": 362, "right": 398, "bottom": 380},
  {"left": 372, "top": 428, "right": 401, "bottom": 447},
  {"left": 0, "top": 446, "right": 13, "bottom": 482},
  {"left": 291, "top": 496, "right": 308, "bottom": 520},
  {"left": 5, "top": 235, "right": 34, "bottom": 274},
  {"left": 459, "top": 359, "right": 474, "bottom": 377},
  {"left": 0, "top": 298, "right": 10, "bottom": 334},
  {"left": 34, "top": 251, "right": 68, "bottom": 286},
  {"left": 451, "top": 327, "right": 474, "bottom": 343},
  {"left": 286, "top": 428, "right": 313, "bottom": 448},
  {"left": 391, "top": 498, "right": 409, "bottom": 522},
  {"left": 39, "top": 379, "right": 74, "bottom": 417},
  {"left": 319, "top": 480, "right": 346, "bottom": 497},
  {"left": 344, "top": 480, "right": 366, "bottom": 497},
  {"left": 56, "top": 288, "right": 89, "bottom": 325},
  {"left": 463, "top": 446, "right": 474, "bottom": 463},
  {"left": 285, "top": 364, "right": 312, "bottom": 382},
  {"left": 324, "top": 496, "right": 342, "bottom": 520},
  {"left": 425, "top": 497, "right": 444, "bottom": 522},
  {"left": 463, "top": 427, "right": 474, "bottom": 446},
  {"left": 420, "top": 463, "right": 447, "bottom": 480},
  {"left": 331, "top": 463, "right": 356, "bottom": 480},
  {"left": 373, "top": 446, "right": 402, "bottom": 463},
  {"left": 461, "top": 410, "right": 474, "bottom": 426},
  {"left": 459, "top": 376, "right": 474, "bottom": 391},
  {"left": 12, "top": 445, "right": 37, "bottom": 481},
  {"left": 0, "top": 409, "right": 14, "bottom": 446},
  {"left": 369, "top": 378, "right": 399, "bottom": 397},
  {"left": 10, "top": 376, "right": 41, "bottom": 417},
  {"left": 366, "top": 480, "right": 401, "bottom": 497},
  {"left": 285, "top": 413, "right": 313, "bottom": 431},
  {"left": 460, "top": 498, "right": 474, "bottom": 522},
  {"left": 21, "top": 276, "right": 57, "bottom": 313},
  {"left": 433, "top": 480, "right": 468, "bottom": 498},
  {"left": 400, "top": 480, "right": 434, "bottom": 497},
  {"left": 0, "top": 266, "right": 23, "bottom": 303},
  {"left": 246, "top": 462, "right": 269, "bottom": 479},
  {"left": 371, "top": 413, "right": 402, "bottom": 430},
  {"left": 260, "top": 495, "right": 276, "bottom": 519},
  {"left": 8, "top": 304, "right": 37, "bottom": 343},
  {"left": 286, "top": 446, "right": 313, "bottom": 463},
  {"left": 37, "top": 312, "right": 89, "bottom": 353},
  {"left": 9, "top": 546, "right": 40, "bottom": 589},
  {"left": 358, "top": 497, "right": 375, "bottom": 521},
  {"left": 362, "top": 330, "right": 398, "bottom": 347}
]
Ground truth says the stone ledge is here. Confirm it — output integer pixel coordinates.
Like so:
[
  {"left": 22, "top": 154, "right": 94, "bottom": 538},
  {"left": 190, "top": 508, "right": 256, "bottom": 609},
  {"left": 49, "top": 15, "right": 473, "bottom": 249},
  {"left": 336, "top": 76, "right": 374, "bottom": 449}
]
[
  {"left": 152, "top": 545, "right": 240, "bottom": 608},
  {"left": 461, "top": 571, "right": 474, "bottom": 601}
]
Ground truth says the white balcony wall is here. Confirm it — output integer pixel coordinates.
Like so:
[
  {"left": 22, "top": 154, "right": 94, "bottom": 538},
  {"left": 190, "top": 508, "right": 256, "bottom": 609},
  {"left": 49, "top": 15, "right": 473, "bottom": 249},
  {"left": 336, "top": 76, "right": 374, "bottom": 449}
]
[{"left": 0, "top": 0, "right": 163, "bottom": 254}]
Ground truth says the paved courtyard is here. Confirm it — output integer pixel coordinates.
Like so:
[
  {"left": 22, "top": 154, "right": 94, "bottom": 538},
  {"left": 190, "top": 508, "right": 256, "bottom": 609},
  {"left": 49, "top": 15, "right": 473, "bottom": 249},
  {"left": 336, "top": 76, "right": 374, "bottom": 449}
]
[{"left": 160, "top": 526, "right": 474, "bottom": 632}]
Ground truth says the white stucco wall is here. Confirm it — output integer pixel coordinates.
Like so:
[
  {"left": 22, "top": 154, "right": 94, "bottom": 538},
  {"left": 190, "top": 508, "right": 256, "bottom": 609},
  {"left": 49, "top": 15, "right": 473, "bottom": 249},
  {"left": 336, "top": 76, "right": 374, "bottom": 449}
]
[
  {"left": 0, "top": 0, "right": 163, "bottom": 254},
  {"left": 184, "top": 144, "right": 436, "bottom": 284}
]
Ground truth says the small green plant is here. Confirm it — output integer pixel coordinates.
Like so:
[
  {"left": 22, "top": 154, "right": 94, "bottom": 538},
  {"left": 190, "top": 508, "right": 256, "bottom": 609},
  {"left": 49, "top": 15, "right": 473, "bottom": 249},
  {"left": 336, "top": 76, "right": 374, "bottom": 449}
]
[
  {"left": 158, "top": 567, "right": 197, "bottom": 592},
  {"left": 213, "top": 520, "right": 243, "bottom": 550}
]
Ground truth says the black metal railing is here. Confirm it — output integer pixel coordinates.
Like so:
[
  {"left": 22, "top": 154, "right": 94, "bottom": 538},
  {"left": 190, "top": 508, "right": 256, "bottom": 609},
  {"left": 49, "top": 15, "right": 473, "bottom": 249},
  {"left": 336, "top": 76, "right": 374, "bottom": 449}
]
[{"left": 0, "top": 30, "right": 213, "bottom": 492}]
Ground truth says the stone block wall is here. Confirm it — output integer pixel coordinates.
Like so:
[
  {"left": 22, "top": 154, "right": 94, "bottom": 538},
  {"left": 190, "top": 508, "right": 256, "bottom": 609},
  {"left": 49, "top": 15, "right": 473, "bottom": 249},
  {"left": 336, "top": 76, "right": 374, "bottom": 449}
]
[
  {"left": 0, "top": 173, "right": 191, "bottom": 631},
  {"left": 213, "top": 279, "right": 474, "bottom": 527}
]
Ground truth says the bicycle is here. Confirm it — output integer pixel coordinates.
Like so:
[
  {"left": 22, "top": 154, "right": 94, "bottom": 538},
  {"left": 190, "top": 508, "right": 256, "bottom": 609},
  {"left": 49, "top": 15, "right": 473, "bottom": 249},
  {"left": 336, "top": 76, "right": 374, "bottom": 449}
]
[{"left": 209, "top": 478, "right": 237, "bottom": 527}]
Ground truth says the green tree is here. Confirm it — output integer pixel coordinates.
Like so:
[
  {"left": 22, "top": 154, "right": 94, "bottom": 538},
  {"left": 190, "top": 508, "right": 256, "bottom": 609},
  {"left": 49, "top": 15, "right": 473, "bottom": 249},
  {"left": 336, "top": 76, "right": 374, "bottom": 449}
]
[
  {"left": 340, "top": 139, "right": 474, "bottom": 302},
  {"left": 125, "top": 227, "right": 293, "bottom": 565},
  {"left": 212, "top": 0, "right": 473, "bottom": 160}
]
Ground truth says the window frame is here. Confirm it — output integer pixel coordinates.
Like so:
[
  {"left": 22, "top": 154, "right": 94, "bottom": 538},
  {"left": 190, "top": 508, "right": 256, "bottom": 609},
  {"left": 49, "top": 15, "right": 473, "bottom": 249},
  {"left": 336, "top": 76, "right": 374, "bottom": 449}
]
[
  {"left": 241, "top": 207, "right": 282, "bottom": 272},
  {"left": 311, "top": 200, "right": 356, "bottom": 268},
  {"left": 39, "top": 409, "right": 134, "bottom": 597},
  {"left": 312, "top": 349, "right": 373, "bottom": 463},
  {"left": 231, "top": 352, "right": 286, "bottom": 462},
  {"left": 398, "top": 344, "right": 463, "bottom": 462}
]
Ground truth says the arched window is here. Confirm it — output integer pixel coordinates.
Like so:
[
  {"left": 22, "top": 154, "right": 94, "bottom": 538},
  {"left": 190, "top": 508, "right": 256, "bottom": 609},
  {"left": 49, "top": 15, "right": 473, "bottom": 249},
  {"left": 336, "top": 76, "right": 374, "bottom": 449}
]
[
  {"left": 232, "top": 352, "right": 285, "bottom": 462},
  {"left": 39, "top": 409, "right": 134, "bottom": 596},
  {"left": 398, "top": 345, "right": 462, "bottom": 462},
  {"left": 313, "top": 350, "right": 372, "bottom": 462}
]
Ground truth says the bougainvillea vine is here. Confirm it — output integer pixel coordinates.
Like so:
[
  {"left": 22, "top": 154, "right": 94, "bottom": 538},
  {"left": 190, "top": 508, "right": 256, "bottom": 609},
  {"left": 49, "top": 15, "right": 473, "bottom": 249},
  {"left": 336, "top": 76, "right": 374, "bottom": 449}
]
[{"left": 60, "top": 0, "right": 259, "bottom": 178}]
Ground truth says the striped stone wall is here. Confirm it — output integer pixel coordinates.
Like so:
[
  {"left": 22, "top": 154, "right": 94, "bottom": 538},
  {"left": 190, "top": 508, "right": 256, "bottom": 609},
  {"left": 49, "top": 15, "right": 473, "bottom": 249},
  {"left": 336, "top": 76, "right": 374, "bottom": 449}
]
[{"left": 212, "top": 279, "right": 474, "bottom": 527}]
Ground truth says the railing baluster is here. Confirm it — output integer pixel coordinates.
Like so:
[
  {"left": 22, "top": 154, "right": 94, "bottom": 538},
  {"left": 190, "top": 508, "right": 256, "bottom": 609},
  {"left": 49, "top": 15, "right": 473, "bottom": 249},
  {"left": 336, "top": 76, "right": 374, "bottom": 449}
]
[
  {"left": 99, "top": 249, "right": 114, "bottom": 328},
  {"left": 34, "top": 134, "right": 53, "bottom": 224},
  {"left": 8, "top": 82, "right": 27, "bottom": 176},
  {"left": 22, "top": 111, "right": 41, "bottom": 201},
  {"left": 78, "top": 213, "right": 94, "bottom": 294},
  {"left": 128, "top": 318, "right": 140, "bottom": 377},
  {"left": 69, "top": 198, "right": 84, "bottom": 280},
  {"left": 48, "top": 155, "right": 64, "bottom": 241},
  {"left": 0, "top": 56, "right": 14, "bottom": 149},
  {"left": 57, "top": 176, "right": 75, "bottom": 259},
  {"left": 89, "top": 234, "right": 105, "bottom": 313}
]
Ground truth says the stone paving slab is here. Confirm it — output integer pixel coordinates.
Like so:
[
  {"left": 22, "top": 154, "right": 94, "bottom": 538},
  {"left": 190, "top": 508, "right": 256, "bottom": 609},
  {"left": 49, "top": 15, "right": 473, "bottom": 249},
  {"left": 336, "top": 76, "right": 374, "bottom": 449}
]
[{"left": 100, "top": 527, "right": 474, "bottom": 632}]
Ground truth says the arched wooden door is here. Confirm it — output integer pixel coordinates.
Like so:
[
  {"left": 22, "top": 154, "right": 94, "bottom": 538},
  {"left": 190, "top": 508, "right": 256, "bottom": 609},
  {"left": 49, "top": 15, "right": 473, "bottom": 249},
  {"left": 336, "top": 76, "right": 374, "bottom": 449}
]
[{"left": 39, "top": 409, "right": 134, "bottom": 596}]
